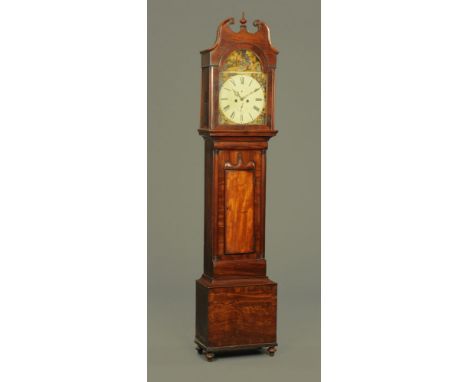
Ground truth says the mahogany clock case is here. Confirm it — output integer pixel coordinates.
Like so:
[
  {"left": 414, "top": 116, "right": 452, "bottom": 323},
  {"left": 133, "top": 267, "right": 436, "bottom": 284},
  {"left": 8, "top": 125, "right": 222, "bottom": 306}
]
[
  {"left": 195, "top": 16, "right": 280, "bottom": 360},
  {"left": 148, "top": 0, "right": 320, "bottom": 379}
]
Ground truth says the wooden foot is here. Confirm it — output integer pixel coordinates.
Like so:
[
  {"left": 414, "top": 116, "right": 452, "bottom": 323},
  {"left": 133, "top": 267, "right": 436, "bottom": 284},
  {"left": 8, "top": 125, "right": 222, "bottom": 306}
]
[
  {"left": 267, "top": 346, "right": 277, "bottom": 357},
  {"left": 196, "top": 346, "right": 203, "bottom": 354},
  {"left": 204, "top": 351, "right": 215, "bottom": 362}
]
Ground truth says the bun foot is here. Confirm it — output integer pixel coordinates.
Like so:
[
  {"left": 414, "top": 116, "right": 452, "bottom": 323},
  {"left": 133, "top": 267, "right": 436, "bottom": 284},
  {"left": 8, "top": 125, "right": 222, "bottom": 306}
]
[
  {"left": 204, "top": 351, "right": 215, "bottom": 362},
  {"left": 267, "top": 346, "right": 277, "bottom": 357}
]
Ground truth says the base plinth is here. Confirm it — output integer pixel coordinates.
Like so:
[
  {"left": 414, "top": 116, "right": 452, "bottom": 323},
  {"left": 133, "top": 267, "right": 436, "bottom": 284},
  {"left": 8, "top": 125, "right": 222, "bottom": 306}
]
[{"left": 195, "top": 276, "right": 277, "bottom": 361}]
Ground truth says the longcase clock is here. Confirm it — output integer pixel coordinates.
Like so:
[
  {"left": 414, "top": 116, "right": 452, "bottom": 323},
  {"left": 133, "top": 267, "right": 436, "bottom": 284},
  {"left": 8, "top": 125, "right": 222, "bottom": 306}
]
[{"left": 195, "top": 14, "right": 279, "bottom": 362}]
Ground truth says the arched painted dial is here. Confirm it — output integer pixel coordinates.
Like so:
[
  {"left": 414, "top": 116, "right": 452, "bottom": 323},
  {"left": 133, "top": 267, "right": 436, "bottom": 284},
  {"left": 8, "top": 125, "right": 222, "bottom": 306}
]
[{"left": 219, "top": 74, "right": 265, "bottom": 124}]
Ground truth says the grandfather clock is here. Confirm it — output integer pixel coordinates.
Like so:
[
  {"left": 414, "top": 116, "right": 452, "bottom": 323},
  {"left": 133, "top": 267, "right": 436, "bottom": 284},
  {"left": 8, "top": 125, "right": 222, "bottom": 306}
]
[{"left": 195, "top": 14, "right": 279, "bottom": 361}]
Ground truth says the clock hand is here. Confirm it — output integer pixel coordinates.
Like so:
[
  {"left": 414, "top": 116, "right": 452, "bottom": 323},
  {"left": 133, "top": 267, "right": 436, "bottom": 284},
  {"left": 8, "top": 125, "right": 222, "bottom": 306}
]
[{"left": 240, "top": 87, "right": 261, "bottom": 101}]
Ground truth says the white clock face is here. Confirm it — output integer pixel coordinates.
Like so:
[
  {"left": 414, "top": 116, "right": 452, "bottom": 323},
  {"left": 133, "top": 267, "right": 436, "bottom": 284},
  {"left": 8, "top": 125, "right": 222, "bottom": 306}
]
[{"left": 219, "top": 74, "right": 266, "bottom": 124}]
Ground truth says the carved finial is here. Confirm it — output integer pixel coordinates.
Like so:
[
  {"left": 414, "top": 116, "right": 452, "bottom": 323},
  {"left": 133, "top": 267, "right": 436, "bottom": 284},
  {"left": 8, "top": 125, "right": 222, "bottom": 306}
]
[{"left": 240, "top": 12, "right": 247, "bottom": 29}]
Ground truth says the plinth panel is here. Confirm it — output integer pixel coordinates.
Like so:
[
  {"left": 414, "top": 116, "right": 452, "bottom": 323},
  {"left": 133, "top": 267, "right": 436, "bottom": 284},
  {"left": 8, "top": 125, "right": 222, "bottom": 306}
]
[{"left": 195, "top": 278, "right": 277, "bottom": 349}]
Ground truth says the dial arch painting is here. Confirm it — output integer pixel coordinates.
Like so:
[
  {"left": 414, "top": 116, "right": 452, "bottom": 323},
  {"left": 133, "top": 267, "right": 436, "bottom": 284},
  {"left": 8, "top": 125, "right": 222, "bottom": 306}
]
[{"left": 218, "top": 49, "right": 267, "bottom": 125}]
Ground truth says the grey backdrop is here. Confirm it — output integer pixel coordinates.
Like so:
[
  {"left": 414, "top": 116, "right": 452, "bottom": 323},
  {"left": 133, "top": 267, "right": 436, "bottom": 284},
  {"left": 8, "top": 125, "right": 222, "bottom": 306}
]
[{"left": 148, "top": 0, "right": 320, "bottom": 380}]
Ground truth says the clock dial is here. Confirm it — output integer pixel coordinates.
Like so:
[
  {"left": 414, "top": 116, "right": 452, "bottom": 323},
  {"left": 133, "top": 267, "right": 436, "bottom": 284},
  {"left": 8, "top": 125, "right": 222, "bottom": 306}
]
[{"left": 219, "top": 74, "right": 265, "bottom": 125}]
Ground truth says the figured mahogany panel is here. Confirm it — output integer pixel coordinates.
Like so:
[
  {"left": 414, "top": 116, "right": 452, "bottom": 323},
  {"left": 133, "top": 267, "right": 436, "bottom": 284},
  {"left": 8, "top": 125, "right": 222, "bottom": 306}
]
[
  {"left": 207, "top": 283, "right": 277, "bottom": 347},
  {"left": 215, "top": 150, "right": 263, "bottom": 262},
  {"left": 225, "top": 170, "right": 254, "bottom": 254}
]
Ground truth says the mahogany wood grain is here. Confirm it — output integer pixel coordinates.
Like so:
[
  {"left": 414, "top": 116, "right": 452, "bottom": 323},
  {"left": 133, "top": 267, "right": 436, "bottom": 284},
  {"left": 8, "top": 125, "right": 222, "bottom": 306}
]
[
  {"left": 195, "top": 277, "right": 277, "bottom": 349},
  {"left": 225, "top": 169, "right": 254, "bottom": 254},
  {"left": 208, "top": 283, "right": 277, "bottom": 347},
  {"left": 213, "top": 259, "right": 266, "bottom": 278}
]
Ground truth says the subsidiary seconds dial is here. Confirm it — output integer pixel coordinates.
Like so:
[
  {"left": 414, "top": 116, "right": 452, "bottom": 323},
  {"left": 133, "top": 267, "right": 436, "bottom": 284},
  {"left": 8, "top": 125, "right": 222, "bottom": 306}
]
[{"left": 219, "top": 74, "right": 265, "bottom": 124}]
